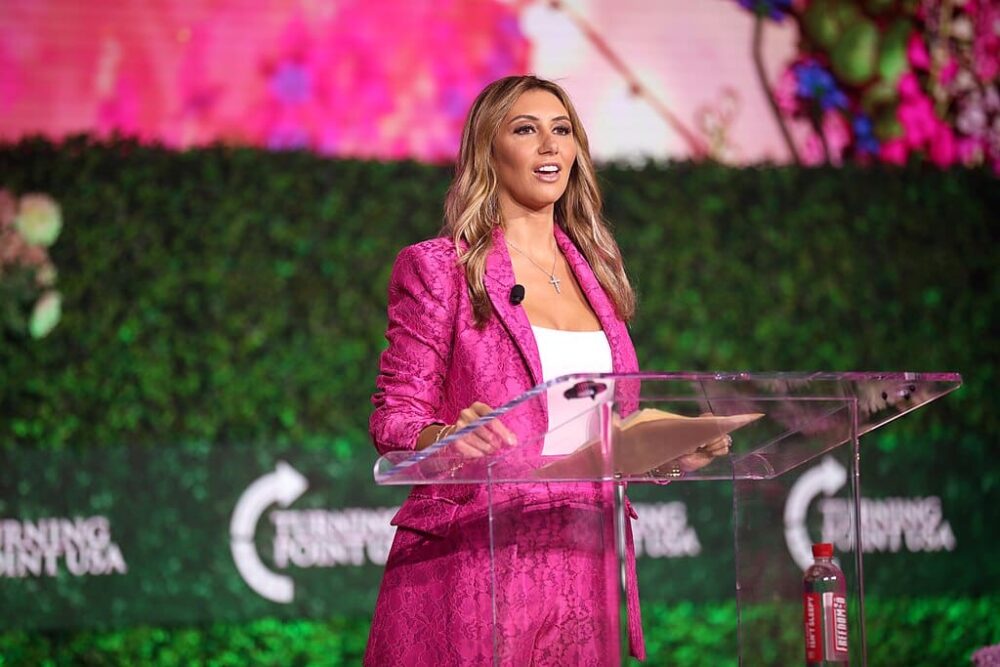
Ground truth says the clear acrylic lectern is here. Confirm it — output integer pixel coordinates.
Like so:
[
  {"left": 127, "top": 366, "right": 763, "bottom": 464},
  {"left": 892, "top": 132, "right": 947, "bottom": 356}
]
[{"left": 374, "top": 372, "right": 961, "bottom": 665}]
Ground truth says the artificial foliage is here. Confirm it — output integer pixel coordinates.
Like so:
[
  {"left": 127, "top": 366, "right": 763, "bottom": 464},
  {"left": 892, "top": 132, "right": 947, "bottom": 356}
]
[
  {"left": 0, "top": 138, "right": 997, "bottom": 663},
  {"left": 0, "top": 596, "right": 996, "bottom": 666}
]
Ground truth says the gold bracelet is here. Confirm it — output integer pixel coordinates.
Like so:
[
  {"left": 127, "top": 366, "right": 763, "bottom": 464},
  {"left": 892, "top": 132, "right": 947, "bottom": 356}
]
[
  {"left": 434, "top": 424, "right": 454, "bottom": 443},
  {"left": 654, "top": 461, "right": 682, "bottom": 478}
]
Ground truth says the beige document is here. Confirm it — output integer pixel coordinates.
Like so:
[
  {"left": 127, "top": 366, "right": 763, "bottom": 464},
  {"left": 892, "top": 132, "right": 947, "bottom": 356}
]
[{"left": 537, "top": 409, "right": 764, "bottom": 478}]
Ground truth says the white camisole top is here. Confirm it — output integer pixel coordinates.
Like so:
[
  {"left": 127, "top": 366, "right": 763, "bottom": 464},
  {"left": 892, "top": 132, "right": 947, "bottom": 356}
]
[{"left": 531, "top": 325, "right": 614, "bottom": 455}]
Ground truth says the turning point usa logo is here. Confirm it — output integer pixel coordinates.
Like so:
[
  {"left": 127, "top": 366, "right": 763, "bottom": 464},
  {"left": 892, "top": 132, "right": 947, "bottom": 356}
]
[
  {"left": 0, "top": 515, "right": 127, "bottom": 579},
  {"left": 784, "top": 456, "right": 956, "bottom": 570},
  {"left": 228, "top": 462, "right": 706, "bottom": 603},
  {"left": 229, "top": 461, "right": 396, "bottom": 603}
]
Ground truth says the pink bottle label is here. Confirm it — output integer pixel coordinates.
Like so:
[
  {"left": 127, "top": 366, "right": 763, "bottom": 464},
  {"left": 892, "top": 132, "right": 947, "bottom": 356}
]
[
  {"left": 832, "top": 594, "right": 849, "bottom": 655},
  {"left": 803, "top": 592, "right": 822, "bottom": 662},
  {"left": 804, "top": 591, "right": 849, "bottom": 661}
]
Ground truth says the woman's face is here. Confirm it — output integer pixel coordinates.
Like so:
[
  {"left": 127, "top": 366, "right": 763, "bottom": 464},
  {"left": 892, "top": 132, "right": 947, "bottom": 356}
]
[{"left": 493, "top": 89, "right": 578, "bottom": 215}]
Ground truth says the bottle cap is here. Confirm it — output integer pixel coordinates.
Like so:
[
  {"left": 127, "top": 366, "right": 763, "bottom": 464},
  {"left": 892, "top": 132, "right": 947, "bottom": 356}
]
[{"left": 812, "top": 543, "right": 833, "bottom": 558}]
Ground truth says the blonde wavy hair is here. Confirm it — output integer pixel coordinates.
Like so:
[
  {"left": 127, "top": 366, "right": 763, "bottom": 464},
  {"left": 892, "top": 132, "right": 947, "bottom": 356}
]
[{"left": 443, "top": 75, "right": 635, "bottom": 326}]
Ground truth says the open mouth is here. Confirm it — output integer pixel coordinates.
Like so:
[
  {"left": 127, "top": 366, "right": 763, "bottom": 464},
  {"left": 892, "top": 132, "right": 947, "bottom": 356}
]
[{"left": 533, "top": 164, "right": 561, "bottom": 181}]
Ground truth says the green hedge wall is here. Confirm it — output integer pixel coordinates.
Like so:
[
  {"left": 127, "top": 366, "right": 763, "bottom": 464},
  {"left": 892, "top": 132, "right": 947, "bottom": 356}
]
[
  {"left": 1, "top": 597, "right": 997, "bottom": 666},
  {"left": 1, "top": 138, "right": 997, "bottom": 663}
]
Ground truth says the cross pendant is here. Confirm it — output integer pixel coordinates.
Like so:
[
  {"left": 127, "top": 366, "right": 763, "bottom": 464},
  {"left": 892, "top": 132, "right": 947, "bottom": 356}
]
[{"left": 549, "top": 275, "right": 561, "bottom": 293}]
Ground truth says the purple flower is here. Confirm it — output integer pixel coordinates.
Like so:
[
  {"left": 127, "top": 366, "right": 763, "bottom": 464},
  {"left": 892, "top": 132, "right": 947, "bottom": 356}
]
[
  {"left": 852, "top": 114, "right": 880, "bottom": 154},
  {"left": 737, "top": 0, "right": 792, "bottom": 21},
  {"left": 793, "top": 61, "right": 849, "bottom": 111},
  {"left": 269, "top": 61, "right": 313, "bottom": 105},
  {"left": 267, "top": 125, "right": 311, "bottom": 151}
]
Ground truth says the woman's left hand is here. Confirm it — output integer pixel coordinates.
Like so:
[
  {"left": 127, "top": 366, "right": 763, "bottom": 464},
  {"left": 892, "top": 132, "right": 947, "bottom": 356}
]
[
  {"left": 656, "top": 414, "right": 733, "bottom": 476},
  {"left": 673, "top": 431, "right": 732, "bottom": 472}
]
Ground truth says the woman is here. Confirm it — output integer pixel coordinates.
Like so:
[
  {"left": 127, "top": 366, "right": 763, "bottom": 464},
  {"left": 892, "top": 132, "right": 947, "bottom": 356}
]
[{"left": 366, "top": 75, "right": 674, "bottom": 665}]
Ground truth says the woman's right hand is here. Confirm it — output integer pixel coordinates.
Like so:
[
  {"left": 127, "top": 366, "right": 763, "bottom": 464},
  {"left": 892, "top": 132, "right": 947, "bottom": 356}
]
[{"left": 419, "top": 402, "right": 517, "bottom": 457}]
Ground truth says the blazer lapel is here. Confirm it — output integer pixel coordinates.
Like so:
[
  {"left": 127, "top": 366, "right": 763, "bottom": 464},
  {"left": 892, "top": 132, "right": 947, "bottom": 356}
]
[
  {"left": 555, "top": 225, "right": 630, "bottom": 374},
  {"left": 484, "top": 226, "right": 544, "bottom": 387}
]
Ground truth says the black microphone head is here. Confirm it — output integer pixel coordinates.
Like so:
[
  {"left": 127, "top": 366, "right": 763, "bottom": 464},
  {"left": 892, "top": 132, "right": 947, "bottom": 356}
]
[{"left": 509, "top": 284, "right": 525, "bottom": 305}]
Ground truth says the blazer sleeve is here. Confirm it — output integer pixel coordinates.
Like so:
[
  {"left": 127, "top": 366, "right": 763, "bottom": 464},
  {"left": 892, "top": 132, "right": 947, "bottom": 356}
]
[{"left": 369, "top": 242, "right": 458, "bottom": 455}]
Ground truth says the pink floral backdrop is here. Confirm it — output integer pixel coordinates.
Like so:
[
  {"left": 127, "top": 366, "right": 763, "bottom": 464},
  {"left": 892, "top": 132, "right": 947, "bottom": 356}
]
[
  {"left": 754, "top": 0, "right": 1000, "bottom": 171},
  {"left": 0, "top": 0, "right": 996, "bottom": 169},
  {"left": 1, "top": 0, "right": 528, "bottom": 162}
]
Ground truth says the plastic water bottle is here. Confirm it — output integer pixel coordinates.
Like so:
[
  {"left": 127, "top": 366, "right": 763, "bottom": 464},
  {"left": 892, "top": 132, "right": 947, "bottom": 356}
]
[{"left": 802, "top": 542, "right": 849, "bottom": 665}]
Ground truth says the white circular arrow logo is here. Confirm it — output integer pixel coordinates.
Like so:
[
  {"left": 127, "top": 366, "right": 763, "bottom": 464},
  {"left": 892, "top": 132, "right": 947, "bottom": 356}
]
[
  {"left": 230, "top": 461, "right": 308, "bottom": 603},
  {"left": 783, "top": 456, "right": 847, "bottom": 570}
]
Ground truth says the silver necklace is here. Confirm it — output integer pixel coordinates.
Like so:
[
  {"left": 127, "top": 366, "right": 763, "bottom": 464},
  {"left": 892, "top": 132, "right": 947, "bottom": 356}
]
[{"left": 506, "top": 239, "right": 561, "bottom": 293}]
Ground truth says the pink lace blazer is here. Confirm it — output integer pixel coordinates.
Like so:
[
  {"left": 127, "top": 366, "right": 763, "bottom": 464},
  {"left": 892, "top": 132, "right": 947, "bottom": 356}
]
[{"left": 366, "top": 224, "right": 646, "bottom": 664}]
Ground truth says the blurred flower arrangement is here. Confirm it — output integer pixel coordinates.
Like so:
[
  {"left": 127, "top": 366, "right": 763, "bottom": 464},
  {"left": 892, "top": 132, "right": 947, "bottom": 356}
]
[
  {"left": 141, "top": 0, "right": 526, "bottom": 161},
  {"left": 0, "top": 189, "right": 63, "bottom": 339},
  {"left": 738, "top": 0, "right": 1000, "bottom": 171}
]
